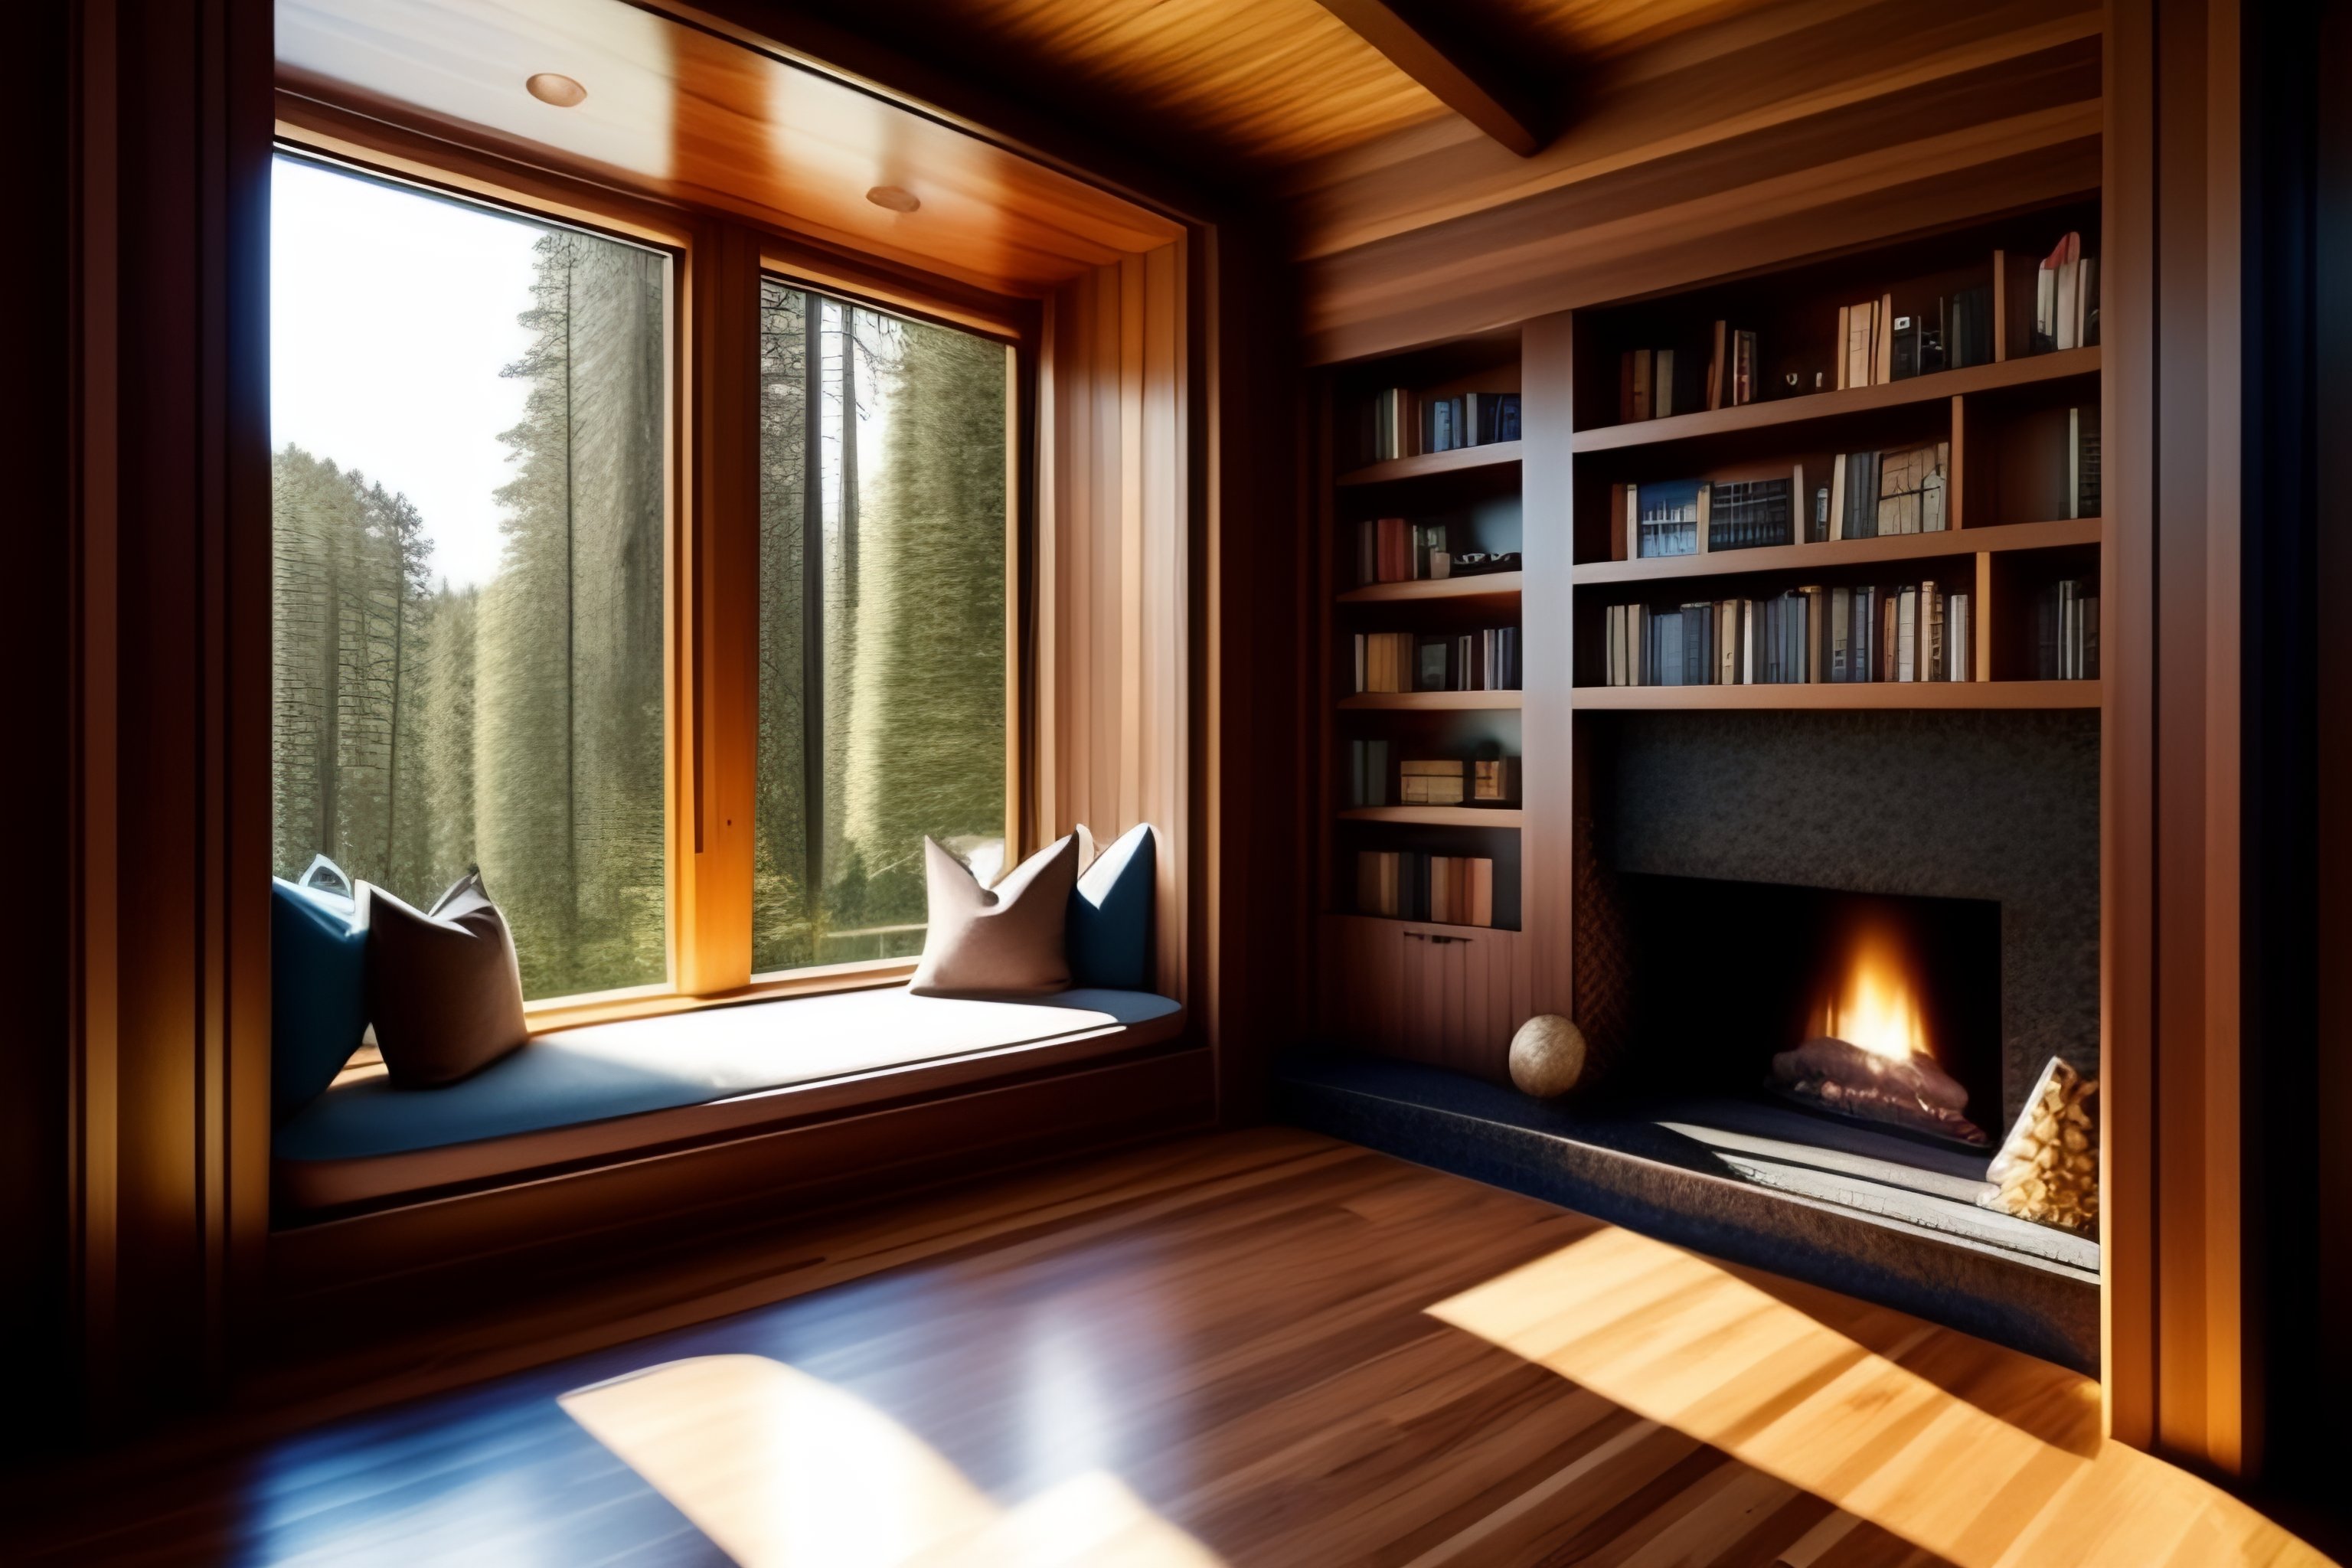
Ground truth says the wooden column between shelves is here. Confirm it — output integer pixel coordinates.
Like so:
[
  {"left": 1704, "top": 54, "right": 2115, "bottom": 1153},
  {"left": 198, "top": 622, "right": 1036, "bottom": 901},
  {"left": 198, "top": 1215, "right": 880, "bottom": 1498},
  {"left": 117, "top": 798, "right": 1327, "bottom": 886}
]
[
  {"left": 1974, "top": 553, "right": 1994, "bottom": 682},
  {"left": 1950, "top": 394, "right": 1967, "bottom": 528},
  {"left": 1523, "top": 312, "right": 1576, "bottom": 1021}
]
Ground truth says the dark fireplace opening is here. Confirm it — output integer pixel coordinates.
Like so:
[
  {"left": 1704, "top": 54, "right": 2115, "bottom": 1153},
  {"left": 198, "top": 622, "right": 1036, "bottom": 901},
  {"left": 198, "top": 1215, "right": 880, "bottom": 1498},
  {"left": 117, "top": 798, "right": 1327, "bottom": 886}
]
[{"left": 1619, "top": 874, "right": 2004, "bottom": 1156}]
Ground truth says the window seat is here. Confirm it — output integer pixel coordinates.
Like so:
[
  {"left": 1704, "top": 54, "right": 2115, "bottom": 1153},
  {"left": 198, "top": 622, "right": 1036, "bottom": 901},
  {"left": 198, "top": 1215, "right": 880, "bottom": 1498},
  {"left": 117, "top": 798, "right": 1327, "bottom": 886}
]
[{"left": 273, "top": 986, "right": 1183, "bottom": 1214}]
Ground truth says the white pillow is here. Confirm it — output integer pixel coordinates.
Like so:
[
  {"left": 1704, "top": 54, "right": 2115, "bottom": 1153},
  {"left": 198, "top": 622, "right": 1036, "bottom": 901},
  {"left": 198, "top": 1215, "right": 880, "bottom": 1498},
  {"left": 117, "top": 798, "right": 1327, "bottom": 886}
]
[{"left": 908, "top": 834, "right": 1080, "bottom": 997}]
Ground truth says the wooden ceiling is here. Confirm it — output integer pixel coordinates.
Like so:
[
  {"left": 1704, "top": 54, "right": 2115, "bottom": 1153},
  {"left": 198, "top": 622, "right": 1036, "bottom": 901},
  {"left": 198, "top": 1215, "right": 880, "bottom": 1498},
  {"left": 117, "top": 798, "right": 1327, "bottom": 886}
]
[
  {"left": 275, "top": 0, "right": 1184, "bottom": 298},
  {"left": 774, "top": 0, "right": 1758, "bottom": 179},
  {"left": 278, "top": 0, "right": 2106, "bottom": 363}
]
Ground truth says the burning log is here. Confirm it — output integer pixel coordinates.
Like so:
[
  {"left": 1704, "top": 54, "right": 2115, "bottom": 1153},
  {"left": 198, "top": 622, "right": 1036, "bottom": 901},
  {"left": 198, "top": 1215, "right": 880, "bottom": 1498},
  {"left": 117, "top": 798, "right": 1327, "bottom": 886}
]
[
  {"left": 1978, "top": 1057, "right": 2098, "bottom": 1234},
  {"left": 1769, "top": 1036, "right": 1991, "bottom": 1145}
]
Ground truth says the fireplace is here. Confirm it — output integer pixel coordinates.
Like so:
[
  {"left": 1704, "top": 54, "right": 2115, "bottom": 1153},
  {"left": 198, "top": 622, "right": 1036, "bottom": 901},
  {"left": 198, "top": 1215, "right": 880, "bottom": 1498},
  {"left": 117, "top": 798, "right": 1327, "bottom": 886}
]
[
  {"left": 1279, "top": 867, "right": 2095, "bottom": 1371},
  {"left": 1617, "top": 874, "right": 2004, "bottom": 1156}
]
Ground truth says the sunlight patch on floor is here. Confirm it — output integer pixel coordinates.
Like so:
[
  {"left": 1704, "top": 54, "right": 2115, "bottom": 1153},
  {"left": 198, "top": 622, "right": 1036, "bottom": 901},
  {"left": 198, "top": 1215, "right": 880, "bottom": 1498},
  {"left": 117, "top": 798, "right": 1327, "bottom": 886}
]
[
  {"left": 1427, "top": 1226, "right": 2334, "bottom": 1568},
  {"left": 560, "top": 1354, "right": 1225, "bottom": 1567}
]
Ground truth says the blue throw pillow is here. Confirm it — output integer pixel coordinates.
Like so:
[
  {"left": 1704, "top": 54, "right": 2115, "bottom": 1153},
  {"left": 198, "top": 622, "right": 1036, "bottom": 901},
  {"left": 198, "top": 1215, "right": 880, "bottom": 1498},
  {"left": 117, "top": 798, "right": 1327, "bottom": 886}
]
[
  {"left": 1068, "top": 823, "right": 1155, "bottom": 991},
  {"left": 271, "top": 863, "right": 370, "bottom": 1119}
]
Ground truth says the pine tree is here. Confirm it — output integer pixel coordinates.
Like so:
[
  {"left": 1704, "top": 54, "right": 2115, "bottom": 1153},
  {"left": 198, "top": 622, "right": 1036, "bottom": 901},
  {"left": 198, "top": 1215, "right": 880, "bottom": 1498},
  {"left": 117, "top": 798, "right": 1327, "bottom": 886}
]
[
  {"left": 753, "top": 283, "right": 814, "bottom": 972},
  {"left": 482, "top": 230, "right": 666, "bottom": 995},
  {"left": 271, "top": 445, "right": 433, "bottom": 894},
  {"left": 837, "top": 312, "right": 1006, "bottom": 934}
]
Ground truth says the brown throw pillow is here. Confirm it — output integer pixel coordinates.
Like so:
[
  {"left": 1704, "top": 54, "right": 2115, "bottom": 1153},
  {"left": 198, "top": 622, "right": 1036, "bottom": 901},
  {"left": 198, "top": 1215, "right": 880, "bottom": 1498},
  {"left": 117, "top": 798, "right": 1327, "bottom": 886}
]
[
  {"left": 909, "top": 834, "right": 1079, "bottom": 997},
  {"left": 365, "top": 869, "right": 530, "bottom": 1087}
]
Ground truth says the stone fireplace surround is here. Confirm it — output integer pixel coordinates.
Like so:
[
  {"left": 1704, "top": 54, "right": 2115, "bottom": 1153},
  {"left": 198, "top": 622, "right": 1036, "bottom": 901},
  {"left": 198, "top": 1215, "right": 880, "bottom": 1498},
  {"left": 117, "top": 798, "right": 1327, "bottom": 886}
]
[{"left": 1601, "top": 707, "right": 2099, "bottom": 1132}]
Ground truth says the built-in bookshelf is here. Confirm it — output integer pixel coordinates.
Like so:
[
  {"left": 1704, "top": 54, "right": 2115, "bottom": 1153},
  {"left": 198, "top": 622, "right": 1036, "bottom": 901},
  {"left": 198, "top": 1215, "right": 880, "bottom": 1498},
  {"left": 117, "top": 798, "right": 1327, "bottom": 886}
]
[
  {"left": 1571, "top": 198, "right": 2102, "bottom": 705},
  {"left": 1319, "top": 330, "right": 1527, "bottom": 968},
  {"left": 1314, "top": 198, "right": 2105, "bottom": 1067}
]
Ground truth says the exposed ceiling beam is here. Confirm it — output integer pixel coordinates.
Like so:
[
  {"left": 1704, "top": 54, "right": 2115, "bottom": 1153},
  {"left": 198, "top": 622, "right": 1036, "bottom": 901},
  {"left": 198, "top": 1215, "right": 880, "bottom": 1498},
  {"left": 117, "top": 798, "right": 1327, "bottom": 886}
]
[{"left": 1312, "top": 0, "right": 1545, "bottom": 157}]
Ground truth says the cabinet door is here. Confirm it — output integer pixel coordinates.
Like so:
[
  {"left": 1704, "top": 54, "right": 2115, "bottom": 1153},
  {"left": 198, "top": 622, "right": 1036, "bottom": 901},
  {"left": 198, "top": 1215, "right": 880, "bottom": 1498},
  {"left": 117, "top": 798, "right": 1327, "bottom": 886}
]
[
  {"left": 1400, "top": 929, "right": 1520, "bottom": 1077},
  {"left": 1325, "top": 914, "right": 1527, "bottom": 1080},
  {"left": 1438, "top": 926, "right": 1531, "bottom": 1077}
]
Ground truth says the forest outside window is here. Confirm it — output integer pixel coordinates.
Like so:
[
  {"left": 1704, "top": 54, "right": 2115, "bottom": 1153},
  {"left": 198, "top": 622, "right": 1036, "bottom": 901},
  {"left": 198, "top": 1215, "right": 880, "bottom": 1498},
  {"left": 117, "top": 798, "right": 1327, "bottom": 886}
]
[
  {"left": 753, "top": 283, "right": 1011, "bottom": 974},
  {"left": 270, "top": 154, "right": 671, "bottom": 1002}
]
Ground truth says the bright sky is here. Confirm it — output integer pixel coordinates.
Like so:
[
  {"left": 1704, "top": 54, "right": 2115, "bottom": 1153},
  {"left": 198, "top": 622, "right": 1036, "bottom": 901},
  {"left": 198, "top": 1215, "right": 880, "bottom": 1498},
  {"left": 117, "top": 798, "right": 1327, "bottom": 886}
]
[{"left": 270, "top": 155, "right": 541, "bottom": 591}]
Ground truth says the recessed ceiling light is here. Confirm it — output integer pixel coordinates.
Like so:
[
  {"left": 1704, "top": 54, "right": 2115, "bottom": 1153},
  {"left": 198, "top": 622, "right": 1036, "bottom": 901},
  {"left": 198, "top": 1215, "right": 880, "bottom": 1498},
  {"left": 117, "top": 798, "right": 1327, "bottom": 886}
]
[
  {"left": 865, "top": 185, "right": 921, "bottom": 214},
  {"left": 526, "top": 73, "right": 587, "bottom": 108}
]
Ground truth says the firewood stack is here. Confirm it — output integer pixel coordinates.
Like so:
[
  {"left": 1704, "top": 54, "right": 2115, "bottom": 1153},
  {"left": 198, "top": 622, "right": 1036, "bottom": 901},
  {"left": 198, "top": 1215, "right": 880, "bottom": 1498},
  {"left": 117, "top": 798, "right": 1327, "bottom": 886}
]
[{"left": 1978, "top": 1057, "right": 2099, "bottom": 1234}]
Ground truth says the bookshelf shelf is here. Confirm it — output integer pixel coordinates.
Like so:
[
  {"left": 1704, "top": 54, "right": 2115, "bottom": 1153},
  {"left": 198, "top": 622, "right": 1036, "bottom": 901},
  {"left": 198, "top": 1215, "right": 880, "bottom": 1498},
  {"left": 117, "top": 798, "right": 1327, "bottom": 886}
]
[
  {"left": 1336, "top": 439, "right": 1523, "bottom": 486},
  {"left": 1338, "top": 570, "right": 1524, "bottom": 604},
  {"left": 1572, "top": 680, "right": 2101, "bottom": 711},
  {"left": 1573, "top": 517, "right": 2100, "bottom": 587},
  {"left": 1338, "top": 806, "right": 1524, "bottom": 827},
  {"left": 1340, "top": 691, "right": 1524, "bottom": 711},
  {"left": 1572, "top": 347, "right": 2101, "bottom": 454},
  {"left": 1325, "top": 911, "right": 1521, "bottom": 937}
]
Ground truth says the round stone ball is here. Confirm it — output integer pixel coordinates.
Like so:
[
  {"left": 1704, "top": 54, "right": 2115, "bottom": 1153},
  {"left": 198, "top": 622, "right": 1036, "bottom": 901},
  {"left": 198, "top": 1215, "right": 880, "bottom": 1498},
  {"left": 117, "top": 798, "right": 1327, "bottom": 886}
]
[{"left": 1509, "top": 1014, "right": 1587, "bottom": 1098}]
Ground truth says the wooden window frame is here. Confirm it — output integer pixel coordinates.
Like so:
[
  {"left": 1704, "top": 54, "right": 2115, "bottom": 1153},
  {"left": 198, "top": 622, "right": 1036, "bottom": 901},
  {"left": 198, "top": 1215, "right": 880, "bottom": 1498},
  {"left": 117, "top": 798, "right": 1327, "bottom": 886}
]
[
  {"left": 271, "top": 103, "right": 1040, "bottom": 1031},
  {"left": 737, "top": 268, "right": 1030, "bottom": 988}
]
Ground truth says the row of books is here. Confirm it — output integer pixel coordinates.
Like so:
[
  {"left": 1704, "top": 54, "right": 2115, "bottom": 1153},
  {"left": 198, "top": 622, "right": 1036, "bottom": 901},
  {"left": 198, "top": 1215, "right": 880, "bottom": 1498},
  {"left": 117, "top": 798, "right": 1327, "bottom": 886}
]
[
  {"left": 1599, "top": 583, "right": 1975, "bottom": 685},
  {"left": 2063, "top": 406, "right": 2101, "bottom": 519},
  {"left": 1622, "top": 286, "right": 1996, "bottom": 426},
  {"left": 1617, "top": 437, "right": 1962, "bottom": 562},
  {"left": 1423, "top": 391, "right": 1521, "bottom": 452},
  {"left": 1344, "top": 742, "right": 1521, "bottom": 806},
  {"left": 1347, "top": 738, "right": 1393, "bottom": 805},
  {"left": 2035, "top": 580, "right": 2100, "bottom": 679},
  {"left": 1810, "top": 441, "right": 1951, "bottom": 541},
  {"left": 1605, "top": 237, "right": 2091, "bottom": 431},
  {"left": 1619, "top": 474, "right": 1798, "bottom": 558},
  {"left": 1357, "top": 851, "right": 1498, "bottom": 927},
  {"left": 1619, "top": 323, "right": 1762, "bottom": 422},
  {"left": 1356, "top": 518, "right": 1450, "bottom": 583},
  {"left": 1620, "top": 411, "right": 2095, "bottom": 561},
  {"left": 2034, "top": 233, "right": 2099, "bottom": 353},
  {"left": 1396, "top": 756, "right": 1521, "bottom": 805},
  {"left": 1352, "top": 628, "right": 1522, "bottom": 694},
  {"left": 1361, "top": 387, "right": 1522, "bottom": 463},
  {"left": 1353, "top": 518, "right": 1522, "bottom": 585},
  {"left": 1837, "top": 289, "right": 1992, "bottom": 389}
]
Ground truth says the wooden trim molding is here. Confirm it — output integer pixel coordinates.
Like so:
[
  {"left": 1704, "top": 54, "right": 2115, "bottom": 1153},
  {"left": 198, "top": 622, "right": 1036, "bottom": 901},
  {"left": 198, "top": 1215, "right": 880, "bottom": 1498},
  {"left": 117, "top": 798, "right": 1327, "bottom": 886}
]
[{"left": 675, "top": 220, "right": 762, "bottom": 995}]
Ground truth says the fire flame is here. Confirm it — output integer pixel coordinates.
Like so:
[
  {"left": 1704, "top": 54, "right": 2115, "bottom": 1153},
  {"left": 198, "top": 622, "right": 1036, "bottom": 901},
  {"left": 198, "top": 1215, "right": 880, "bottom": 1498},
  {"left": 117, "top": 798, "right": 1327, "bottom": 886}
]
[{"left": 1819, "top": 921, "right": 1929, "bottom": 1063}]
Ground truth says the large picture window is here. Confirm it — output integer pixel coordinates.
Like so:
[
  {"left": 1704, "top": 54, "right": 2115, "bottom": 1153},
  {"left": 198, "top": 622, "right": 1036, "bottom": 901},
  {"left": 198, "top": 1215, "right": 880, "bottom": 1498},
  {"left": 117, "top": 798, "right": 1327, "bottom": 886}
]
[
  {"left": 270, "top": 154, "right": 670, "bottom": 1001},
  {"left": 753, "top": 284, "right": 1010, "bottom": 972}
]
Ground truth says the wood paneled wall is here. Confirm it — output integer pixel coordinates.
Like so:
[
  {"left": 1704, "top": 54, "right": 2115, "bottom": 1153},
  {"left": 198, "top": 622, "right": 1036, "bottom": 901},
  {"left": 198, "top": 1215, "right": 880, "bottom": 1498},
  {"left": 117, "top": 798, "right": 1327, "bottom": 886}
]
[
  {"left": 3, "top": 0, "right": 77, "bottom": 1464},
  {"left": 2100, "top": 0, "right": 2305, "bottom": 1485},
  {"left": 56, "top": 0, "right": 278, "bottom": 1429},
  {"left": 2305, "top": 0, "right": 2352, "bottom": 1517},
  {"left": 1037, "top": 246, "right": 1195, "bottom": 1000},
  {"left": 1291, "top": 0, "right": 2104, "bottom": 363}
]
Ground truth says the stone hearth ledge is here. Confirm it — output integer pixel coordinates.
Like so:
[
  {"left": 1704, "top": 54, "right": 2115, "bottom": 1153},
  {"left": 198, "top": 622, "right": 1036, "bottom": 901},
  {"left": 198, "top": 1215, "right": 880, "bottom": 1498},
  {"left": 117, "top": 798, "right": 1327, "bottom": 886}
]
[{"left": 1274, "top": 1051, "right": 2099, "bottom": 1374}]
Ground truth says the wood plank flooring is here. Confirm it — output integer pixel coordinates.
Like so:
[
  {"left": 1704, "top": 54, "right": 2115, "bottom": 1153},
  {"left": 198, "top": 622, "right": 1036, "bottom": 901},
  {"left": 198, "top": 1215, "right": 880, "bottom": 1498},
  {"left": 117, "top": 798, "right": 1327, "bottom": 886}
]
[{"left": 3, "top": 1130, "right": 2333, "bottom": 1566}]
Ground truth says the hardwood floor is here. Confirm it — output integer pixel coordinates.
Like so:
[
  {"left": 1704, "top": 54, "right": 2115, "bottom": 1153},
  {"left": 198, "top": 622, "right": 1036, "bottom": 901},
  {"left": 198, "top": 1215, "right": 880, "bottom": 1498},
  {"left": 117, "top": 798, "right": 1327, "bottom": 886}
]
[{"left": 4, "top": 1130, "right": 2332, "bottom": 1566}]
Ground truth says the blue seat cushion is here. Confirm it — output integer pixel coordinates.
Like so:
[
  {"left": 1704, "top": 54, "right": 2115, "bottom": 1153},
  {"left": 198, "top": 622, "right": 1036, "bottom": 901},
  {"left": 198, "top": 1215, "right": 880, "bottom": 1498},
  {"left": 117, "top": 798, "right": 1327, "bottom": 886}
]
[
  {"left": 273, "top": 985, "right": 1182, "bottom": 1209},
  {"left": 271, "top": 877, "right": 370, "bottom": 1119},
  {"left": 1069, "top": 823, "right": 1155, "bottom": 990}
]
